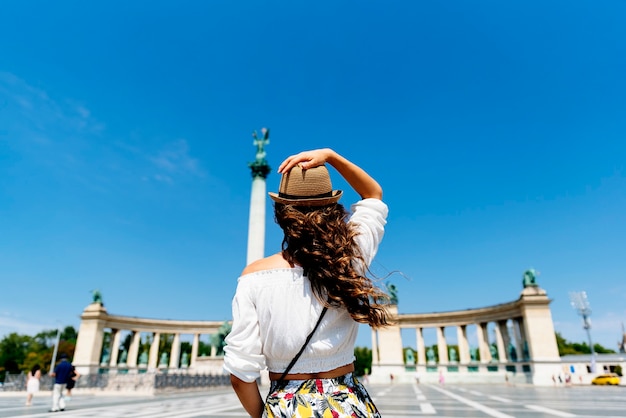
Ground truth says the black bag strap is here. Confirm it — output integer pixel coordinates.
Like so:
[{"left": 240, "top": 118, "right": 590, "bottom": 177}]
[{"left": 278, "top": 306, "right": 328, "bottom": 382}]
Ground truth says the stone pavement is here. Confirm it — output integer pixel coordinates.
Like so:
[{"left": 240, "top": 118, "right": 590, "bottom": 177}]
[{"left": 1, "top": 383, "right": 625, "bottom": 417}]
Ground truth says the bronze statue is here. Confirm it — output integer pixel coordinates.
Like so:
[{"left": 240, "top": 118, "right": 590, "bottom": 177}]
[
  {"left": 252, "top": 127, "right": 270, "bottom": 161},
  {"left": 91, "top": 289, "right": 103, "bottom": 305},
  {"left": 426, "top": 347, "right": 436, "bottom": 363},
  {"left": 211, "top": 321, "right": 232, "bottom": 356},
  {"left": 522, "top": 269, "right": 538, "bottom": 288},
  {"left": 386, "top": 282, "right": 398, "bottom": 305},
  {"left": 158, "top": 352, "right": 168, "bottom": 367},
  {"left": 181, "top": 352, "right": 189, "bottom": 367},
  {"left": 449, "top": 347, "right": 458, "bottom": 362},
  {"left": 248, "top": 127, "right": 271, "bottom": 179}
]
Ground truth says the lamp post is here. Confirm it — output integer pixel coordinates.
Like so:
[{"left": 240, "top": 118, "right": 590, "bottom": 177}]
[
  {"left": 49, "top": 327, "right": 61, "bottom": 374},
  {"left": 569, "top": 291, "right": 596, "bottom": 373}
]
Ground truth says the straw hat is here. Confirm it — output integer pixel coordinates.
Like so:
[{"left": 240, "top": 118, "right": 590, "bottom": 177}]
[{"left": 269, "top": 165, "right": 343, "bottom": 206}]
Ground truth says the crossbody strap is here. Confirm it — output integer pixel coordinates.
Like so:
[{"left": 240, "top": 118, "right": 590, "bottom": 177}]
[{"left": 278, "top": 306, "right": 328, "bottom": 382}]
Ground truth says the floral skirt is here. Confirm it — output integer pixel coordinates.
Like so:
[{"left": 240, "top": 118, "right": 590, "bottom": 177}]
[{"left": 263, "top": 373, "right": 380, "bottom": 418}]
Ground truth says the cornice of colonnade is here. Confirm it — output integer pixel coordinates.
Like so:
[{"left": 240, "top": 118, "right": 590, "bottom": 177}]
[
  {"left": 395, "top": 289, "right": 552, "bottom": 328},
  {"left": 80, "top": 303, "right": 230, "bottom": 334}
]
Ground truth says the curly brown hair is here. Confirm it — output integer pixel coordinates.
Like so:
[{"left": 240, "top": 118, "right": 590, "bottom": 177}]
[{"left": 274, "top": 203, "right": 390, "bottom": 328}]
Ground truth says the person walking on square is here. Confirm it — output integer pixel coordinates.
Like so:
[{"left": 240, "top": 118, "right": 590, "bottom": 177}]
[
  {"left": 49, "top": 354, "right": 73, "bottom": 412},
  {"left": 224, "top": 148, "right": 391, "bottom": 418},
  {"left": 65, "top": 365, "right": 80, "bottom": 400},
  {"left": 25, "top": 364, "right": 41, "bottom": 406}
]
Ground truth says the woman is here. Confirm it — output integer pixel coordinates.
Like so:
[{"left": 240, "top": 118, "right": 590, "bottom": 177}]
[
  {"left": 25, "top": 364, "right": 41, "bottom": 406},
  {"left": 224, "top": 148, "right": 390, "bottom": 417}
]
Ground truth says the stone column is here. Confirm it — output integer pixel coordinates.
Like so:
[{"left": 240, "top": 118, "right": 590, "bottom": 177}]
[
  {"left": 375, "top": 305, "right": 403, "bottom": 365},
  {"left": 109, "top": 329, "right": 121, "bottom": 367},
  {"left": 371, "top": 329, "right": 379, "bottom": 365},
  {"left": 149, "top": 332, "right": 160, "bottom": 370},
  {"left": 476, "top": 322, "right": 492, "bottom": 363},
  {"left": 512, "top": 318, "right": 524, "bottom": 362},
  {"left": 191, "top": 333, "right": 199, "bottom": 367},
  {"left": 370, "top": 305, "right": 404, "bottom": 382},
  {"left": 457, "top": 325, "right": 470, "bottom": 364},
  {"left": 247, "top": 176, "right": 267, "bottom": 264},
  {"left": 416, "top": 327, "right": 426, "bottom": 365},
  {"left": 436, "top": 326, "right": 449, "bottom": 364},
  {"left": 495, "top": 321, "right": 508, "bottom": 363},
  {"left": 518, "top": 287, "right": 561, "bottom": 385},
  {"left": 499, "top": 320, "right": 512, "bottom": 355},
  {"left": 127, "top": 331, "right": 141, "bottom": 368},
  {"left": 169, "top": 333, "right": 181, "bottom": 368},
  {"left": 518, "top": 317, "right": 529, "bottom": 360},
  {"left": 211, "top": 345, "right": 217, "bottom": 357},
  {"left": 519, "top": 288, "right": 559, "bottom": 362},
  {"left": 246, "top": 132, "right": 271, "bottom": 266},
  {"left": 73, "top": 303, "right": 109, "bottom": 375}
]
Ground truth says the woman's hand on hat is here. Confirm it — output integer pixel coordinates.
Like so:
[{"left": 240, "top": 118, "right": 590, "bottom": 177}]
[{"left": 278, "top": 148, "right": 334, "bottom": 174}]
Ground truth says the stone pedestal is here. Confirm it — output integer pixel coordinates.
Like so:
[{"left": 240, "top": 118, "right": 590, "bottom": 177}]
[
  {"left": 74, "top": 302, "right": 108, "bottom": 375},
  {"left": 519, "top": 286, "right": 561, "bottom": 385},
  {"left": 370, "top": 305, "right": 405, "bottom": 383}
]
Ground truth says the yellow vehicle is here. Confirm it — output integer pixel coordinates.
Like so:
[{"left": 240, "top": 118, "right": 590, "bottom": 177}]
[{"left": 591, "top": 373, "right": 621, "bottom": 385}]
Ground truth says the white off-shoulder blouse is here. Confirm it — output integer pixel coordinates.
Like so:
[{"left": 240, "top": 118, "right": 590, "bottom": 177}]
[{"left": 223, "top": 198, "right": 388, "bottom": 383}]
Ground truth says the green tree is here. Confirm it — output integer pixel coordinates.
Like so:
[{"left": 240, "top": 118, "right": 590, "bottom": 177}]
[
  {"left": 198, "top": 340, "right": 212, "bottom": 356},
  {"left": 1, "top": 326, "right": 79, "bottom": 380},
  {"left": 354, "top": 346, "right": 372, "bottom": 376},
  {"left": 0, "top": 333, "right": 34, "bottom": 381},
  {"left": 555, "top": 332, "right": 616, "bottom": 356},
  {"left": 60, "top": 326, "right": 78, "bottom": 343}
]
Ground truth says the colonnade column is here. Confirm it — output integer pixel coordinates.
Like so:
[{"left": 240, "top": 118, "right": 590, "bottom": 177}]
[
  {"left": 371, "top": 330, "right": 379, "bottom": 365},
  {"left": 416, "top": 327, "right": 426, "bottom": 365},
  {"left": 494, "top": 321, "right": 508, "bottom": 363},
  {"left": 436, "top": 327, "right": 449, "bottom": 364},
  {"left": 148, "top": 332, "right": 160, "bottom": 369},
  {"left": 127, "top": 331, "right": 141, "bottom": 368},
  {"left": 457, "top": 325, "right": 470, "bottom": 364},
  {"left": 170, "top": 333, "right": 181, "bottom": 368},
  {"left": 73, "top": 302, "right": 108, "bottom": 374},
  {"left": 191, "top": 333, "right": 199, "bottom": 367},
  {"left": 476, "top": 323, "right": 492, "bottom": 363},
  {"left": 109, "top": 329, "right": 121, "bottom": 367},
  {"left": 512, "top": 319, "right": 524, "bottom": 361}
]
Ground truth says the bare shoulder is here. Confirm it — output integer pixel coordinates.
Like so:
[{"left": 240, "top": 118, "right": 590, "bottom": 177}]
[{"left": 241, "top": 253, "right": 291, "bottom": 276}]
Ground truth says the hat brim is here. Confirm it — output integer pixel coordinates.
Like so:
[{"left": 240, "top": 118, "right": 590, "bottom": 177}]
[{"left": 269, "top": 190, "right": 343, "bottom": 206}]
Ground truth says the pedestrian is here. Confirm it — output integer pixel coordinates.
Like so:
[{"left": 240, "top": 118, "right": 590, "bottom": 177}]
[
  {"left": 49, "top": 353, "right": 73, "bottom": 412},
  {"left": 25, "top": 364, "right": 41, "bottom": 406},
  {"left": 438, "top": 370, "right": 445, "bottom": 386},
  {"left": 224, "top": 148, "right": 391, "bottom": 418},
  {"left": 65, "top": 365, "right": 80, "bottom": 400}
]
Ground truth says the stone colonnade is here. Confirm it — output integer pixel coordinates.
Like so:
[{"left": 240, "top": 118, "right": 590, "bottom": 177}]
[
  {"left": 73, "top": 302, "right": 228, "bottom": 376},
  {"left": 371, "top": 286, "right": 561, "bottom": 385}
]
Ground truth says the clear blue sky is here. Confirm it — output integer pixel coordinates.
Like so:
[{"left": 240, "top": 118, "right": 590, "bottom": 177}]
[{"left": 1, "top": 1, "right": 625, "bottom": 351}]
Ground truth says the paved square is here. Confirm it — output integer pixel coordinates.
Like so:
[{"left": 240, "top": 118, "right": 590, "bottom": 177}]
[{"left": 1, "top": 383, "right": 625, "bottom": 417}]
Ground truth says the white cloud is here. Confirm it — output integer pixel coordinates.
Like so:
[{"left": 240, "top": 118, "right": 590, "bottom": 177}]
[
  {"left": 0, "top": 71, "right": 102, "bottom": 142},
  {"left": 0, "top": 314, "right": 56, "bottom": 338},
  {"left": 148, "top": 139, "right": 205, "bottom": 182},
  {"left": 1, "top": 71, "right": 206, "bottom": 190}
]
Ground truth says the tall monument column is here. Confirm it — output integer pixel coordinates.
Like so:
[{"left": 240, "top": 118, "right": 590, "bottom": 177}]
[
  {"left": 73, "top": 301, "right": 108, "bottom": 375},
  {"left": 246, "top": 128, "right": 271, "bottom": 265}
]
